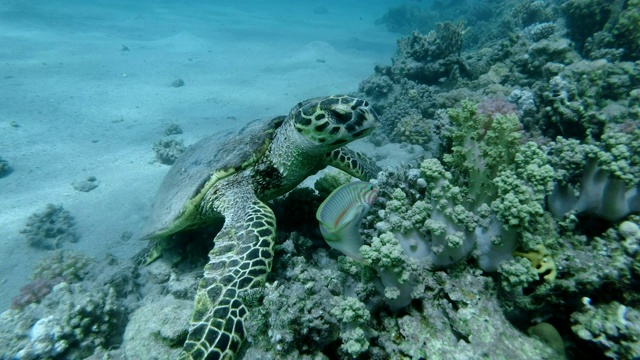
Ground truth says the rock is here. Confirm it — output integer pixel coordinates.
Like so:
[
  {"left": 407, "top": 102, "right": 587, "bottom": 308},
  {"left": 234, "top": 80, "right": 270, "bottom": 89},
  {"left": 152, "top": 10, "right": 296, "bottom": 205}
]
[
  {"left": 123, "top": 296, "right": 191, "bottom": 359},
  {"left": 71, "top": 176, "right": 98, "bottom": 192}
]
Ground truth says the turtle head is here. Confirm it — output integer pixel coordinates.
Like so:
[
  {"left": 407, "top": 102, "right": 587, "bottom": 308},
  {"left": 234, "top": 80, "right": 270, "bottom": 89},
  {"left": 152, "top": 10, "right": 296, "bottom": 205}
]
[{"left": 290, "top": 95, "right": 378, "bottom": 149}]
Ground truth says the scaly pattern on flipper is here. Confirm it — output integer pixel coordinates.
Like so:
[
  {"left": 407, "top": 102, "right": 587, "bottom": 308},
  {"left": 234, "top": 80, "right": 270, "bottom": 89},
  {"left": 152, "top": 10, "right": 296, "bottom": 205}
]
[
  {"left": 325, "top": 147, "right": 381, "bottom": 181},
  {"left": 179, "top": 177, "right": 275, "bottom": 360}
]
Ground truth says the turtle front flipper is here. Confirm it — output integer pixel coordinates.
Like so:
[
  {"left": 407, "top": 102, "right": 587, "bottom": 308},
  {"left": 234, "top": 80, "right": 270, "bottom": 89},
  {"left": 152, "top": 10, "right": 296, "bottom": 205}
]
[
  {"left": 179, "top": 177, "right": 275, "bottom": 360},
  {"left": 325, "top": 147, "right": 381, "bottom": 181}
]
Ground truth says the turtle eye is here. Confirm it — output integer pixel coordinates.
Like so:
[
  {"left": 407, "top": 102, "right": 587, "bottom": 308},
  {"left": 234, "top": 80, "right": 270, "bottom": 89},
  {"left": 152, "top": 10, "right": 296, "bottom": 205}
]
[
  {"left": 314, "top": 121, "right": 329, "bottom": 132},
  {"left": 331, "top": 109, "right": 352, "bottom": 124}
]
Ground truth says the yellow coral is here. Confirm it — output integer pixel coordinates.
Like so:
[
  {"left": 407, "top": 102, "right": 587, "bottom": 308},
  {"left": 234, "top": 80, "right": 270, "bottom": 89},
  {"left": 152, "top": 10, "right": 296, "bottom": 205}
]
[
  {"left": 392, "top": 114, "right": 432, "bottom": 145},
  {"left": 514, "top": 244, "right": 557, "bottom": 281}
]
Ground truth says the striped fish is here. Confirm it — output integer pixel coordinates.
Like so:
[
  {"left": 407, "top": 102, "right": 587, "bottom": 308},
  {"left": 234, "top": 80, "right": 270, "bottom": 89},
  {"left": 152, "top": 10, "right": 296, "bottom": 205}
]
[{"left": 316, "top": 181, "right": 379, "bottom": 260}]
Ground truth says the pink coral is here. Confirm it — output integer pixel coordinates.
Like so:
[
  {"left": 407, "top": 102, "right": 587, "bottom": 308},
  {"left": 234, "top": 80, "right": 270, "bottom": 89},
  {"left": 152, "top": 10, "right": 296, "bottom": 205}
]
[
  {"left": 11, "top": 277, "right": 64, "bottom": 309},
  {"left": 477, "top": 96, "right": 519, "bottom": 119}
]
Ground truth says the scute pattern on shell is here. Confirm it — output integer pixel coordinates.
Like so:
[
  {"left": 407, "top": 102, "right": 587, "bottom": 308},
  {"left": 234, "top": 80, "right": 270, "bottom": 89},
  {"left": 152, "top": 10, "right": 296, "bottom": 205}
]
[{"left": 143, "top": 116, "right": 285, "bottom": 239}]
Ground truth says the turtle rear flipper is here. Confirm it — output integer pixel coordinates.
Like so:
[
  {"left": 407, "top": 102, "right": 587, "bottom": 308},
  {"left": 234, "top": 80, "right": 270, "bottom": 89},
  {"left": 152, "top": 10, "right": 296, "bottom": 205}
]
[{"left": 179, "top": 177, "right": 276, "bottom": 360}]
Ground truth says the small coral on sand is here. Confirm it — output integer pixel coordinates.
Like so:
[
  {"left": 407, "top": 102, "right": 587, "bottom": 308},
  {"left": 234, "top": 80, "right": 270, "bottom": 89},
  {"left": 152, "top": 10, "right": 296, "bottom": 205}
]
[
  {"left": 0, "top": 157, "right": 12, "bottom": 178},
  {"left": 20, "top": 204, "right": 78, "bottom": 250},
  {"left": 153, "top": 137, "right": 186, "bottom": 165}
]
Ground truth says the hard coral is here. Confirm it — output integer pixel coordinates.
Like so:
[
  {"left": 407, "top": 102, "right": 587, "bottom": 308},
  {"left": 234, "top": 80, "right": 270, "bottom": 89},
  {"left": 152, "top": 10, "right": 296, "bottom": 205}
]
[
  {"left": 391, "top": 114, "right": 432, "bottom": 146},
  {"left": 21, "top": 204, "right": 78, "bottom": 250},
  {"left": 153, "top": 136, "right": 186, "bottom": 165},
  {"left": 612, "top": 0, "right": 640, "bottom": 61},
  {"left": 394, "top": 22, "right": 468, "bottom": 85},
  {"left": 11, "top": 278, "right": 64, "bottom": 310},
  {"left": 399, "top": 22, "right": 466, "bottom": 62},
  {"left": 571, "top": 301, "right": 640, "bottom": 359},
  {"left": 31, "top": 249, "right": 92, "bottom": 283},
  {"left": 1, "top": 281, "right": 123, "bottom": 359},
  {"left": 562, "top": 0, "right": 612, "bottom": 54}
]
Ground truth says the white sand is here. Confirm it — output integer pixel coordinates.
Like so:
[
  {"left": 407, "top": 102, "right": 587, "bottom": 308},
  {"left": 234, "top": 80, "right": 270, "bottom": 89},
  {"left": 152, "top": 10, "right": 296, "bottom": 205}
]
[{"left": 0, "top": 0, "right": 398, "bottom": 309}]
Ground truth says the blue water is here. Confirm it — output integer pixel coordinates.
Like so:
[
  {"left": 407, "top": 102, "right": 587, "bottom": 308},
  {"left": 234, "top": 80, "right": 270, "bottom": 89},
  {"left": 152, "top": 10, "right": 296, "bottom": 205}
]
[{"left": 0, "top": 0, "right": 399, "bottom": 309}]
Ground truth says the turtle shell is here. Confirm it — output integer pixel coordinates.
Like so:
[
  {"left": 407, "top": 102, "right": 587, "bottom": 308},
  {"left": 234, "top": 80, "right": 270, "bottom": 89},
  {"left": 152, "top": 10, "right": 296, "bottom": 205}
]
[{"left": 143, "top": 115, "right": 285, "bottom": 239}]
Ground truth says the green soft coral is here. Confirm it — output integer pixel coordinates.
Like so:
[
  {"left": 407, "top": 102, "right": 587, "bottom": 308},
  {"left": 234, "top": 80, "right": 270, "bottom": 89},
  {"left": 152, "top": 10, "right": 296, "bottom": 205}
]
[
  {"left": 515, "top": 142, "right": 557, "bottom": 200},
  {"left": 360, "top": 232, "right": 410, "bottom": 283},
  {"left": 332, "top": 296, "right": 373, "bottom": 357},
  {"left": 492, "top": 171, "right": 545, "bottom": 228},
  {"left": 597, "top": 127, "right": 640, "bottom": 186},
  {"left": 548, "top": 125, "right": 640, "bottom": 221},
  {"left": 444, "top": 100, "right": 522, "bottom": 206},
  {"left": 359, "top": 232, "right": 417, "bottom": 309},
  {"left": 492, "top": 142, "right": 555, "bottom": 231}
]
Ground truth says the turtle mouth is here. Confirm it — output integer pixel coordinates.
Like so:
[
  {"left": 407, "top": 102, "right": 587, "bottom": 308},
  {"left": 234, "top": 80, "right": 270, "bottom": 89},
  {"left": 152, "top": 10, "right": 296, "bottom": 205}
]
[{"left": 351, "top": 127, "right": 374, "bottom": 139}]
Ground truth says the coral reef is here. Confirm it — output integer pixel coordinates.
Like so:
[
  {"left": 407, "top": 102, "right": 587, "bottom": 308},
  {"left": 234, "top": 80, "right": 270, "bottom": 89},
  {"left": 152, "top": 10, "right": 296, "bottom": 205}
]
[
  {"left": 548, "top": 125, "right": 640, "bottom": 221},
  {"left": 244, "top": 235, "right": 344, "bottom": 358},
  {"left": 562, "top": 0, "right": 613, "bottom": 54},
  {"left": 355, "top": 4, "right": 640, "bottom": 355},
  {"left": 21, "top": 204, "right": 79, "bottom": 250},
  {"left": 0, "top": 282, "right": 121, "bottom": 359},
  {"left": 390, "top": 113, "right": 432, "bottom": 146},
  {"left": 571, "top": 301, "right": 640, "bottom": 359},
  {"left": 313, "top": 170, "right": 352, "bottom": 199},
  {"left": 393, "top": 22, "right": 467, "bottom": 86},
  {"left": 0, "top": 252, "right": 135, "bottom": 359},
  {"left": 11, "top": 278, "right": 65, "bottom": 310},
  {"left": 374, "top": 267, "right": 556, "bottom": 359},
  {"left": 30, "top": 249, "right": 93, "bottom": 284},
  {"left": 524, "top": 22, "right": 558, "bottom": 42},
  {"left": 361, "top": 102, "right": 554, "bottom": 274},
  {"left": 241, "top": 231, "right": 555, "bottom": 359},
  {"left": 153, "top": 136, "right": 186, "bottom": 165},
  {"left": 12, "top": 249, "right": 93, "bottom": 309},
  {"left": 363, "top": 1, "right": 640, "bottom": 147},
  {"left": 611, "top": 0, "right": 640, "bottom": 61}
]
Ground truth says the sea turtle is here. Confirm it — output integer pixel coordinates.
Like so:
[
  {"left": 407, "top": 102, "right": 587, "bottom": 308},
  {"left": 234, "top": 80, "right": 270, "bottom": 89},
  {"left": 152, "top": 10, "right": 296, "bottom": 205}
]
[{"left": 142, "top": 95, "right": 380, "bottom": 360}]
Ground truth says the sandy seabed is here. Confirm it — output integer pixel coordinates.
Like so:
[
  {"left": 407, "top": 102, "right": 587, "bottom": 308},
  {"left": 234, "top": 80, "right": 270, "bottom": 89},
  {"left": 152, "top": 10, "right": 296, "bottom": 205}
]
[{"left": 0, "top": 0, "right": 397, "bottom": 310}]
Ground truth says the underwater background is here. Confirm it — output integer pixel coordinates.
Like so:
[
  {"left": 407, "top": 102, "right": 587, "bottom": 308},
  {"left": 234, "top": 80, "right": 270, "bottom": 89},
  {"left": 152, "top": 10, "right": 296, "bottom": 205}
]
[{"left": 1, "top": 0, "right": 639, "bottom": 359}]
